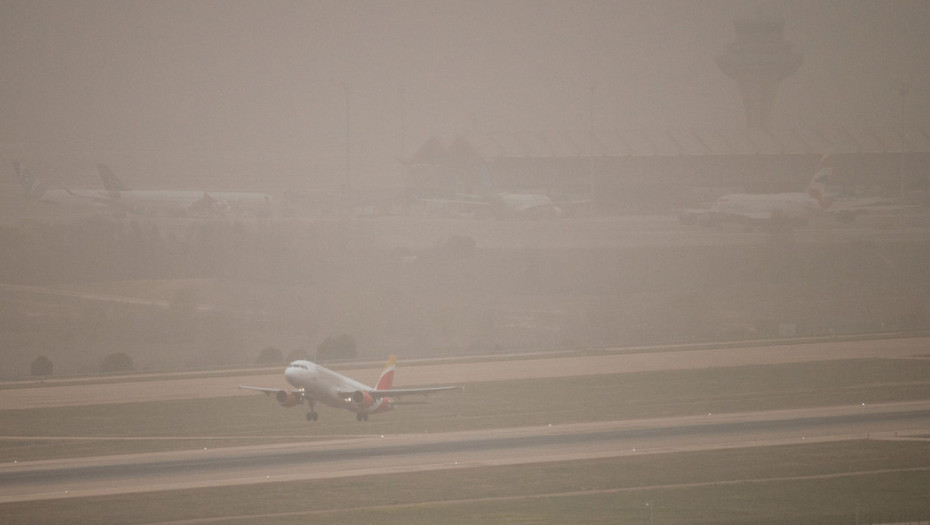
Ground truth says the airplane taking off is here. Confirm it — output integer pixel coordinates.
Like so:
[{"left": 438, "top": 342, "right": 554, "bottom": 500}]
[
  {"left": 96, "top": 164, "right": 275, "bottom": 218},
  {"left": 239, "top": 355, "right": 460, "bottom": 421}
]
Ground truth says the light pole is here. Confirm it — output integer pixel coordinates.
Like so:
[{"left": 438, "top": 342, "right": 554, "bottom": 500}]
[
  {"left": 898, "top": 80, "right": 910, "bottom": 197},
  {"left": 399, "top": 84, "right": 407, "bottom": 160},
  {"left": 340, "top": 81, "right": 352, "bottom": 218},
  {"left": 342, "top": 82, "right": 351, "bottom": 195},
  {"left": 588, "top": 82, "right": 597, "bottom": 198}
]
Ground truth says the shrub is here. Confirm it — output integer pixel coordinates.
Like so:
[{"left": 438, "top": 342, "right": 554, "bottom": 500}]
[
  {"left": 100, "top": 352, "right": 134, "bottom": 373},
  {"left": 285, "top": 347, "right": 311, "bottom": 363},
  {"left": 256, "top": 346, "right": 284, "bottom": 365},
  {"left": 316, "top": 334, "right": 357, "bottom": 362},
  {"left": 31, "top": 355, "right": 53, "bottom": 377}
]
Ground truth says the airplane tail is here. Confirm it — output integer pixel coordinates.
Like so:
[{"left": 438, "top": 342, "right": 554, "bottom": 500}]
[
  {"left": 480, "top": 163, "right": 493, "bottom": 191},
  {"left": 97, "top": 163, "right": 129, "bottom": 191},
  {"left": 14, "top": 162, "right": 46, "bottom": 200},
  {"left": 807, "top": 154, "right": 834, "bottom": 210},
  {"left": 375, "top": 355, "right": 396, "bottom": 390}
]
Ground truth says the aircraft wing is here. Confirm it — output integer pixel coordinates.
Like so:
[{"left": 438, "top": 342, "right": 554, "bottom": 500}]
[
  {"left": 339, "top": 386, "right": 460, "bottom": 399},
  {"left": 416, "top": 197, "right": 491, "bottom": 208},
  {"left": 828, "top": 199, "right": 920, "bottom": 213},
  {"left": 238, "top": 385, "right": 284, "bottom": 394}
]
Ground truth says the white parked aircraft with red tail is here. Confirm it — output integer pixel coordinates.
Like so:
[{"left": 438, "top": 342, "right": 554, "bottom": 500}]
[
  {"left": 678, "top": 156, "right": 834, "bottom": 229},
  {"left": 239, "top": 356, "right": 460, "bottom": 421}
]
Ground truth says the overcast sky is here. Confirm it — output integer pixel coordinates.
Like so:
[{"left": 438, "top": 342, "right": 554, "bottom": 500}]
[{"left": 1, "top": 0, "right": 928, "bottom": 181}]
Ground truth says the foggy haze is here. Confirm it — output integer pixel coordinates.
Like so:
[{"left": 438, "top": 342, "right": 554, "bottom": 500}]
[
  {"left": 2, "top": 1, "right": 929, "bottom": 182},
  {"left": 2, "top": 3, "right": 930, "bottom": 521}
]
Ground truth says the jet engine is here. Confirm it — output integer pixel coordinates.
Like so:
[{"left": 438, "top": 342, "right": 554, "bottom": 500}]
[
  {"left": 276, "top": 390, "right": 301, "bottom": 407},
  {"left": 348, "top": 390, "right": 375, "bottom": 408}
]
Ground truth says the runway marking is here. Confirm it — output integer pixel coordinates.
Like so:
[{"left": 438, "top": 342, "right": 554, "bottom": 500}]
[{"left": 142, "top": 466, "right": 930, "bottom": 525}]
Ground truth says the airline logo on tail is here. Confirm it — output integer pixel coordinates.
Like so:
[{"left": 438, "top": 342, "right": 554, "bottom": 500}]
[
  {"left": 97, "top": 164, "right": 130, "bottom": 191},
  {"left": 807, "top": 155, "right": 834, "bottom": 210},
  {"left": 376, "top": 355, "right": 396, "bottom": 390},
  {"left": 14, "top": 162, "right": 46, "bottom": 200}
]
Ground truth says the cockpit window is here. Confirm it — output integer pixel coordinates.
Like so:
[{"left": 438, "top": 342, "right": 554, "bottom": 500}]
[{"left": 288, "top": 362, "right": 309, "bottom": 370}]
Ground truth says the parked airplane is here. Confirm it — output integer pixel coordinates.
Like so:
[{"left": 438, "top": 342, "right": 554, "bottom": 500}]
[
  {"left": 239, "top": 355, "right": 460, "bottom": 421},
  {"left": 416, "top": 165, "right": 591, "bottom": 219},
  {"left": 490, "top": 192, "right": 566, "bottom": 219},
  {"left": 418, "top": 192, "right": 564, "bottom": 219},
  {"left": 805, "top": 159, "right": 922, "bottom": 223},
  {"left": 13, "top": 162, "right": 108, "bottom": 209},
  {"left": 679, "top": 155, "right": 835, "bottom": 229},
  {"left": 96, "top": 164, "right": 275, "bottom": 218}
]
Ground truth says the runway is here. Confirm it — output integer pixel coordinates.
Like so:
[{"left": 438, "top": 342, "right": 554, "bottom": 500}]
[
  {"left": 2, "top": 399, "right": 928, "bottom": 503},
  {"left": 3, "top": 335, "right": 929, "bottom": 410}
]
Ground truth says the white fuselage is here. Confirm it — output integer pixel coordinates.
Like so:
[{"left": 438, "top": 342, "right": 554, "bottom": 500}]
[
  {"left": 284, "top": 360, "right": 390, "bottom": 414},
  {"left": 104, "top": 190, "right": 274, "bottom": 217},
  {"left": 711, "top": 192, "right": 820, "bottom": 222},
  {"left": 493, "top": 192, "right": 563, "bottom": 218},
  {"left": 28, "top": 188, "right": 109, "bottom": 208}
]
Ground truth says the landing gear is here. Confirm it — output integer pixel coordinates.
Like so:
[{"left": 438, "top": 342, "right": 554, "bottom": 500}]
[
  {"left": 356, "top": 413, "right": 369, "bottom": 422},
  {"left": 305, "top": 398, "right": 318, "bottom": 422}
]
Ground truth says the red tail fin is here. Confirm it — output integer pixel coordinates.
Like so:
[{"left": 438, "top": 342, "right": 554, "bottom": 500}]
[{"left": 375, "top": 355, "right": 396, "bottom": 390}]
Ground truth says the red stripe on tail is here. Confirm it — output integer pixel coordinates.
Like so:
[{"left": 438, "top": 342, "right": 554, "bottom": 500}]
[{"left": 375, "top": 355, "right": 396, "bottom": 390}]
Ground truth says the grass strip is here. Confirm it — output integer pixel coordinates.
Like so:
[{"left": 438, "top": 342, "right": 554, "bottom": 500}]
[{"left": 0, "top": 440, "right": 928, "bottom": 524}]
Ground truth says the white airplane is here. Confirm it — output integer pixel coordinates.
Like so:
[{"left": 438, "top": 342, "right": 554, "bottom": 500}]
[
  {"left": 679, "top": 155, "right": 835, "bottom": 229},
  {"left": 416, "top": 165, "right": 591, "bottom": 219},
  {"left": 805, "top": 159, "right": 923, "bottom": 224},
  {"left": 418, "top": 192, "right": 564, "bottom": 219},
  {"left": 239, "top": 355, "right": 460, "bottom": 422},
  {"left": 13, "top": 162, "right": 109, "bottom": 209},
  {"left": 96, "top": 164, "right": 275, "bottom": 218},
  {"left": 490, "top": 192, "right": 565, "bottom": 219}
]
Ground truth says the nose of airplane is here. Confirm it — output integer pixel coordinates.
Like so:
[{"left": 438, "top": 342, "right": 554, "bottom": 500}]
[
  {"left": 284, "top": 366, "right": 298, "bottom": 386},
  {"left": 284, "top": 363, "right": 316, "bottom": 388}
]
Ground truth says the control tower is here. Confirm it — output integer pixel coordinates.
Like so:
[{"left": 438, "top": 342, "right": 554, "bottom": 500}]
[{"left": 716, "top": 7, "right": 802, "bottom": 130}]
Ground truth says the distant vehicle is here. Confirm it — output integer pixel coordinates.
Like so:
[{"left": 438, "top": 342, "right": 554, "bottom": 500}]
[
  {"left": 678, "top": 155, "right": 834, "bottom": 229},
  {"left": 239, "top": 355, "right": 460, "bottom": 422},
  {"left": 95, "top": 163, "right": 275, "bottom": 218}
]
